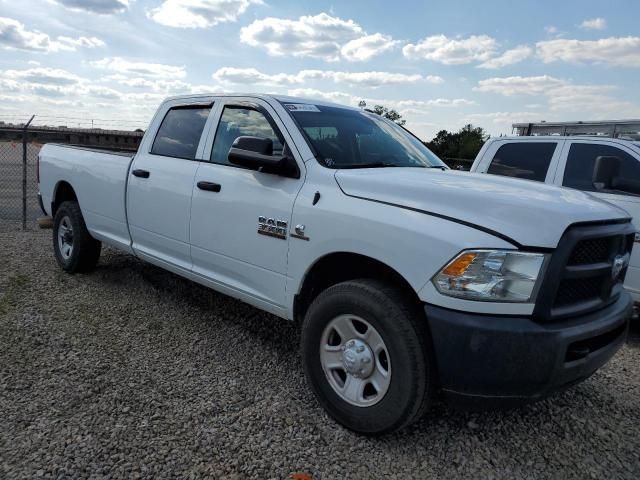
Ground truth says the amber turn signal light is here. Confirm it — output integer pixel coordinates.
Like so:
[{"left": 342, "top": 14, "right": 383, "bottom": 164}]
[{"left": 441, "top": 252, "right": 477, "bottom": 276}]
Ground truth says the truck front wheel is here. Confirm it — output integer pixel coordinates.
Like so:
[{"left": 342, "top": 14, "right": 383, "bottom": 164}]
[
  {"left": 301, "top": 279, "right": 435, "bottom": 435},
  {"left": 53, "top": 201, "right": 101, "bottom": 273}
]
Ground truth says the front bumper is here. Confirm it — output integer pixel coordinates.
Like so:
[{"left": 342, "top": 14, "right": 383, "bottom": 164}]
[{"left": 425, "top": 293, "right": 632, "bottom": 408}]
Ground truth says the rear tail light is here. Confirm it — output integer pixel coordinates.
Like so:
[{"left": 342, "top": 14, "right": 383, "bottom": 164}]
[{"left": 36, "top": 153, "right": 40, "bottom": 184}]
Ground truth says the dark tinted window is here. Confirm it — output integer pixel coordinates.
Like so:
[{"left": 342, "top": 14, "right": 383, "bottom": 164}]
[
  {"left": 211, "top": 107, "right": 283, "bottom": 166},
  {"left": 563, "top": 143, "right": 640, "bottom": 196},
  {"left": 151, "top": 106, "right": 211, "bottom": 159},
  {"left": 487, "top": 142, "right": 557, "bottom": 181}
]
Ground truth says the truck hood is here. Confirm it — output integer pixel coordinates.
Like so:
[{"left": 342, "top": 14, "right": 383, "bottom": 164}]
[{"left": 335, "top": 168, "right": 630, "bottom": 248}]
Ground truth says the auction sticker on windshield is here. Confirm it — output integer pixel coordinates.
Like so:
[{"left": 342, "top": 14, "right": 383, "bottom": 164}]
[{"left": 284, "top": 104, "right": 321, "bottom": 112}]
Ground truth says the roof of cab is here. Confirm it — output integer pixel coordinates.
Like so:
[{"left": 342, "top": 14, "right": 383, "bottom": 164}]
[
  {"left": 488, "top": 135, "right": 639, "bottom": 144},
  {"left": 161, "top": 92, "right": 359, "bottom": 111}
]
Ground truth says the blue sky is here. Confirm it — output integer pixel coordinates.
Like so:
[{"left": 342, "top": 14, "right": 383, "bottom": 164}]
[{"left": 0, "top": 0, "right": 638, "bottom": 139}]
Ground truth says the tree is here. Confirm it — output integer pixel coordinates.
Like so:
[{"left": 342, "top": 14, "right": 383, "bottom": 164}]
[
  {"left": 369, "top": 104, "right": 406, "bottom": 126},
  {"left": 425, "top": 124, "right": 488, "bottom": 160}
]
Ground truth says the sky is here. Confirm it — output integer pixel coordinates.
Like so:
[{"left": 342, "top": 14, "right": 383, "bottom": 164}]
[{"left": 0, "top": 0, "right": 639, "bottom": 140}]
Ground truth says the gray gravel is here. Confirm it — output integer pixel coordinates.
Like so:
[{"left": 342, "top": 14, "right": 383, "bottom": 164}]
[{"left": 1, "top": 225, "right": 640, "bottom": 479}]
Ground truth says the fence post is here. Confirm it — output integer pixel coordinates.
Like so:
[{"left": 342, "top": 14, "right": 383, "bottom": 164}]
[{"left": 22, "top": 115, "right": 35, "bottom": 230}]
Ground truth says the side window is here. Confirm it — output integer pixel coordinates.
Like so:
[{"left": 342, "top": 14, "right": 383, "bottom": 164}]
[
  {"left": 211, "top": 106, "right": 283, "bottom": 166},
  {"left": 151, "top": 105, "right": 211, "bottom": 159},
  {"left": 563, "top": 143, "right": 640, "bottom": 196},
  {"left": 487, "top": 142, "right": 557, "bottom": 182}
]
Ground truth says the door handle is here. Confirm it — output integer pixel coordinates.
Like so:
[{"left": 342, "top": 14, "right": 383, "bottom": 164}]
[
  {"left": 197, "top": 181, "right": 221, "bottom": 192},
  {"left": 132, "top": 169, "right": 150, "bottom": 178}
]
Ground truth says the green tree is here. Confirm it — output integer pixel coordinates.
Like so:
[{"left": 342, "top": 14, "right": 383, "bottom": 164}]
[
  {"left": 370, "top": 104, "right": 406, "bottom": 126},
  {"left": 425, "top": 124, "right": 488, "bottom": 160}
]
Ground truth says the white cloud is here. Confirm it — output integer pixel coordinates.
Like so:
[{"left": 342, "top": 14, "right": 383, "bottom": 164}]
[
  {"left": 212, "top": 67, "right": 296, "bottom": 85},
  {"left": 536, "top": 37, "right": 640, "bottom": 66},
  {"left": 311, "top": 70, "right": 427, "bottom": 87},
  {"left": 0, "top": 17, "right": 105, "bottom": 52},
  {"left": 105, "top": 74, "right": 193, "bottom": 93},
  {"left": 580, "top": 18, "right": 606, "bottom": 30},
  {"left": 212, "top": 67, "right": 435, "bottom": 87},
  {"left": 148, "top": 0, "right": 260, "bottom": 28},
  {"left": 3, "top": 67, "right": 84, "bottom": 85},
  {"left": 544, "top": 84, "right": 632, "bottom": 114},
  {"left": 90, "top": 57, "right": 187, "bottom": 78},
  {"left": 397, "top": 98, "right": 476, "bottom": 108},
  {"left": 403, "top": 34, "right": 498, "bottom": 65},
  {"left": 240, "top": 12, "right": 395, "bottom": 62},
  {"left": 0, "top": 67, "right": 125, "bottom": 104},
  {"left": 287, "top": 88, "right": 356, "bottom": 105},
  {"left": 477, "top": 45, "right": 533, "bottom": 69},
  {"left": 52, "top": 0, "right": 129, "bottom": 14},
  {"left": 475, "top": 75, "right": 639, "bottom": 118},
  {"left": 284, "top": 88, "right": 474, "bottom": 115},
  {"left": 465, "top": 111, "right": 541, "bottom": 124},
  {"left": 340, "top": 33, "right": 399, "bottom": 61},
  {"left": 475, "top": 75, "right": 566, "bottom": 96},
  {"left": 425, "top": 75, "right": 445, "bottom": 84},
  {"left": 57, "top": 36, "right": 105, "bottom": 49}
]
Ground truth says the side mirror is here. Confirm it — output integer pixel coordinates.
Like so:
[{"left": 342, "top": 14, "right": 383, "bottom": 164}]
[
  {"left": 228, "top": 136, "right": 296, "bottom": 176},
  {"left": 592, "top": 155, "right": 620, "bottom": 190}
]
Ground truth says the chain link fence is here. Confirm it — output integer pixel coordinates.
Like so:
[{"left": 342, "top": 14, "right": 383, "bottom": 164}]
[
  {"left": 0, "top": 118, "right": 143, "bottom": 230},
  {"left": 0, "top": 125, "right": 40, "bottom": 229}
]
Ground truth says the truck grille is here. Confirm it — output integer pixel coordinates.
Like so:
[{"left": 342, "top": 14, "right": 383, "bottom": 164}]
[
  {"left": 534, "top": 221, "right": 635, "bottom": 322},
  {"left": 568, "top": 237, "right": 612, "bottom": 265},
  {"left": 554, "top": 275, "right": 607, "bottom": 307}
]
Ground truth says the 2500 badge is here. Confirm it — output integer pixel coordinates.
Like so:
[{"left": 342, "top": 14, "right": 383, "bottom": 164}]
[{"left": 257, "top": 216, "right": 287, "bottom": 240}]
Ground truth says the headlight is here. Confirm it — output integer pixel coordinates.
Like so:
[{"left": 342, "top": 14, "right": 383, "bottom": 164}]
[{"left": 433, "top": 250, "right": 547, "bottom": 302}]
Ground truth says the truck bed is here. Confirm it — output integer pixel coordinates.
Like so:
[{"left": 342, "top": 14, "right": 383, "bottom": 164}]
[
  {"left": 55, "top": 144, "right": 138, "bottom": 157},
  {"left": 39, "top": 143, "right": 135, "bottom": 253}
]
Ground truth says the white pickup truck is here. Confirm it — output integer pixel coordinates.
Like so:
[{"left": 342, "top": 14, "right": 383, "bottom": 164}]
[
  {"left": 470, "top": 136, "right": 640, "bottom": 315},
  {"left": 38, "top": 94, "right": 635, "bottom": 434}
]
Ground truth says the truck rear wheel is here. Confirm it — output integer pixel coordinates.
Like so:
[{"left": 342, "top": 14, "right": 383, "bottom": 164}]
[
  {"left": 53, "top": 201, "right": 101, "bottom": 273},
  {"left": 301, "top": 279, "right": 435, "bottom": 435}
]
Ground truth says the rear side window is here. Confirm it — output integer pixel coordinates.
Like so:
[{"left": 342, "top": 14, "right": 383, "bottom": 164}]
[
  {"left": 151, "top": 105, "right": 211, "bottom": 159},
  {"left": 487, "top": 142, "right": 557, "bottom": 182},
  {"left": 563, "top": 143, "right": 640, "bottom": 196}
]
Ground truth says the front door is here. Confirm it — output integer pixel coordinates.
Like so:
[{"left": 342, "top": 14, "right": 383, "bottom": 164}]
[
  {"left": 127, "top": 100, "right": 213, "bottom": 271},
  {"left": 189, "top": 98, "right": 305, "bottom": 314}
]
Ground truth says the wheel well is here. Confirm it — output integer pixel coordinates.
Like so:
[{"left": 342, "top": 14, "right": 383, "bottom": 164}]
[
  {"left": 294, "top": 252, "right": 421, "bottom": 324},
  {"left": 51, "top": 181, "right": 77, "bottom": 216}
]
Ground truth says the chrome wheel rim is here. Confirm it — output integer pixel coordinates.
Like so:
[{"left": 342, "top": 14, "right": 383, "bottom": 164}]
[
  {"left": 320, "top": 314, "right": 391, "bottom": 407},
  {"left": 57, "top": 216, "right": 74, "bottom": 260}
]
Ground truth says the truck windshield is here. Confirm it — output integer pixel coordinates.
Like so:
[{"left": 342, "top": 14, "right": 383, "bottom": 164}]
[{"left": 285, "top": 104, "right": 446, "bottom": 169}]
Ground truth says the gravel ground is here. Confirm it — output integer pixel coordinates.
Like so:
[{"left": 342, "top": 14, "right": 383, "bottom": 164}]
[{"left": 1, "top": 225, "right": 640, "bottom": 479}]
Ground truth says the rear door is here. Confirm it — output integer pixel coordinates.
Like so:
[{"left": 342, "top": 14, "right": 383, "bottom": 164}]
[
  {"left": 554, "top": 140, "right": 640, "bottom": 299},
  {"left": 476, "top": 139, "right": 564, "bottom": 184},
  {"left": 189, "top": 97, "right": 305, "bottom": 315},
  {"left": 127, "top": 98, "right": 213, "bottom": 271}
]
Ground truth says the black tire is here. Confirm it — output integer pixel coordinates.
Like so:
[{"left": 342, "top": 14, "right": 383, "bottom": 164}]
[
  {"left": 301, "top": 279, "right": 436, "bottom": 435},
  {"left": 53, "top": 201, "right": 101, "bottom": 273}
]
